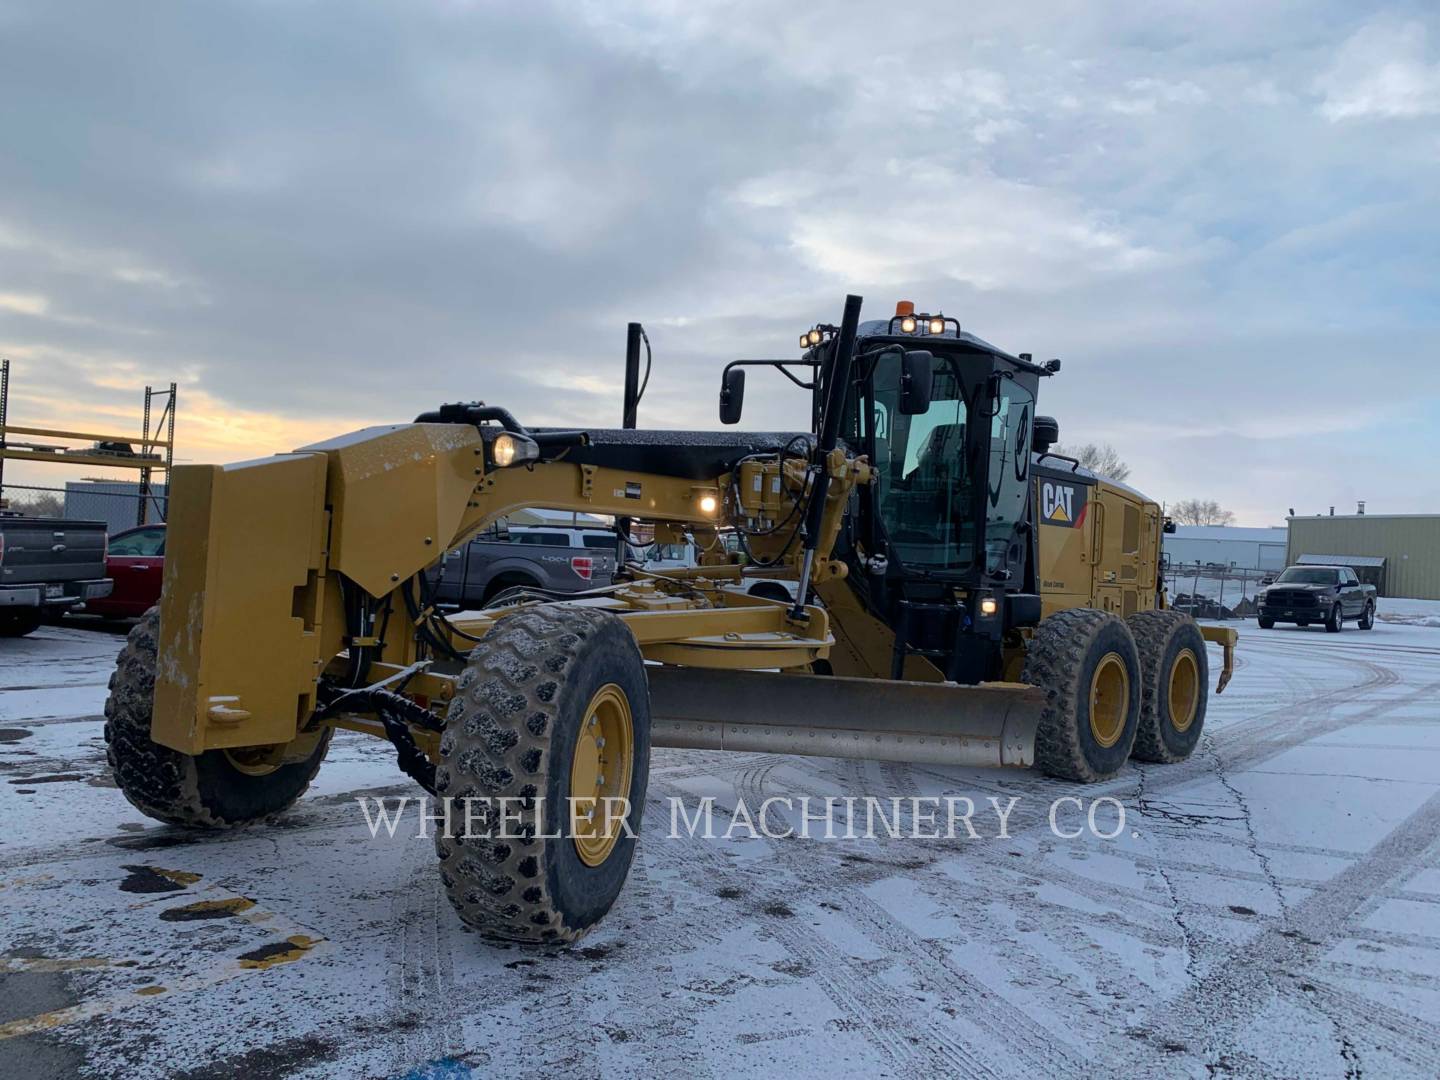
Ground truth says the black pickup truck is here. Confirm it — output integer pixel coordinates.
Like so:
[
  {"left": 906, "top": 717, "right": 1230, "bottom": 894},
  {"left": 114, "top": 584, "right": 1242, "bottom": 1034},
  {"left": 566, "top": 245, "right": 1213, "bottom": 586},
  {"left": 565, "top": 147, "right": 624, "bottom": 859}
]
[
  {"left": 1256, "top": 565, "right": 1377, "bottom": 633},
  {"left": 0, "top": 517, "right": 113, "bottom": 636}
]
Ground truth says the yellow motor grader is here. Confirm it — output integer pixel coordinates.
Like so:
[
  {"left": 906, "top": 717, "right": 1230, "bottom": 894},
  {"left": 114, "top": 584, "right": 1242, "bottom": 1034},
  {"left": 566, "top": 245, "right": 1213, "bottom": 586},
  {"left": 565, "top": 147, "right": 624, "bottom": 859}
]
[{"left": 105, "top": 294, "right": 1235, "bottom": 944}]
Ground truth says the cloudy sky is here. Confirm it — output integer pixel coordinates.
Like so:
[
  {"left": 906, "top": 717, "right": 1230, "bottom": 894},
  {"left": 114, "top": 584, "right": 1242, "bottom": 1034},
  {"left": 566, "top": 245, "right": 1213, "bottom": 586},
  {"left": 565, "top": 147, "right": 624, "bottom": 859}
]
[{"left": 2, "top": 1, "right": 1438, "bottom": 524}]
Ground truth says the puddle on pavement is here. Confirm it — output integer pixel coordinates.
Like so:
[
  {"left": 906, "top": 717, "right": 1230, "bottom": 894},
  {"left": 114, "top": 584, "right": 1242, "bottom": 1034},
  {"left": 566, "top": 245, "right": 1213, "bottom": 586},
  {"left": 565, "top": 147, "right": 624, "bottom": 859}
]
[
  {"left": 118, "top": 866, "right": 201, "bottom": 894},
  {"left": 237, "top": 935, "right": 320, "bottom": 969},
  {"left": 160, "top": 898, "right": 256, "bottom": 922},
  {"left": 107, "top": 831, "right": 202, "bottom": 851},
  {"left": 0, "top": 728, "right": 32, "bottom": 743},
  {"left": 7, "top": 774, "right": 86, "bottom": 785}
]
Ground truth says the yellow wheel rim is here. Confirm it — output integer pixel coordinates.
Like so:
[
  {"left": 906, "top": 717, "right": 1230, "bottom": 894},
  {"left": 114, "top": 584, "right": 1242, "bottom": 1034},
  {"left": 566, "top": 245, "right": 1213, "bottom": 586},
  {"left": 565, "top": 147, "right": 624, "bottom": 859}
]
[
  {"left": 1088, "top": 652, "right": 1130, "bottom": 749},
  {"left": 570, "top": 684, "right": 635, "bottom": 867},
  {"left": 223, "top": 745, "right": 284, "bottom": 777},
  {"left": 1168, "top": 648, "right": 1200, "bottom": 733}
]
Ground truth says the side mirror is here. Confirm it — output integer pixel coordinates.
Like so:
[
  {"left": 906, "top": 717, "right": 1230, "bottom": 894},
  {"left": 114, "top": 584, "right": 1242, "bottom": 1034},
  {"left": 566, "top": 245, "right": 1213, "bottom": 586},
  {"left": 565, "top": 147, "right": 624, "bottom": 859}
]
[
  {"left": 719, "top": 367, "right": 746, "bottom": 425},
  {"left": 899, "top": 350, "right": 933, "bottom": 415},
  {"left": 1033, "top": 415, "right": 1059, "bottom": 454}
]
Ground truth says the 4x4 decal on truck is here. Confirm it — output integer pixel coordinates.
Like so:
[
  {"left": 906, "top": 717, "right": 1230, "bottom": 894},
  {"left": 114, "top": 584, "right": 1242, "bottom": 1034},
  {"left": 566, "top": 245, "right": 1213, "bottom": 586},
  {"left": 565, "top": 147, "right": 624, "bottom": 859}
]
[{"left": 1039, "top": 480, "right": 1088, "bottom": 528}]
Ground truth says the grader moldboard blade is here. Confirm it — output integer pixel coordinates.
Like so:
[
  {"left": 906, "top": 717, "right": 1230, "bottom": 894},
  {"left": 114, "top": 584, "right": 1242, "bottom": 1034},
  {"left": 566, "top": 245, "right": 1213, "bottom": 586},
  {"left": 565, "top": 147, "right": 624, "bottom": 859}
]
[{"left": 646, "top": 666, "right": 1044, "bottom": 768}]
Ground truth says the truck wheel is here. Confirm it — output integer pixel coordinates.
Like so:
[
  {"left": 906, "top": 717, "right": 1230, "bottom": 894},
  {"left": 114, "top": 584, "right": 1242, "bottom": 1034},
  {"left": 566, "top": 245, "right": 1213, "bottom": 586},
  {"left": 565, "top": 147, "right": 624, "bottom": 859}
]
[
  {"left": 0, "top": 609, "right": 43, "bottom": 637},
  {"left": 1022, "top": 608, "right": 1141, "bottom": 782},
  {"left": 104, "top": 610, "right": 331, "bottom": 827},
  {"left": 1126, "top": 610, "right": 1207, "bottom": 763},
  {"left": 746, "top": 581, "right": 793, "bottom": 604},
  {"left": 1358, "top": 601, "right": 1375, "bottom": 630},
  {"left": 1325, "top": 604, "right": 1343, "bottom": 633},
  {"left": 1256, "top": 616, "right": 1275, "bottom": 630},
  {"left": 436, "top": 606, "right": 650, "bottom": 944},
  {"left": 482, "top": 574, "right": 539, "bottom": 605}
]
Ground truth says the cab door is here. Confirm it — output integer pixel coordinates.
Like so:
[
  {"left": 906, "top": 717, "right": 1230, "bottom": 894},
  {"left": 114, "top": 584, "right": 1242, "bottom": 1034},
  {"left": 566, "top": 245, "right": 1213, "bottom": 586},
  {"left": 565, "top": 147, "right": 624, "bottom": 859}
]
[
  {"left": 102, "top": 526, "right": 166, "bottom": 616},
  {"left": 1091, "top": 491, "right": 1144, "bottom": 617},
  {"left": 1338, "top": 568, "right": 1364, "bottom": 616}
]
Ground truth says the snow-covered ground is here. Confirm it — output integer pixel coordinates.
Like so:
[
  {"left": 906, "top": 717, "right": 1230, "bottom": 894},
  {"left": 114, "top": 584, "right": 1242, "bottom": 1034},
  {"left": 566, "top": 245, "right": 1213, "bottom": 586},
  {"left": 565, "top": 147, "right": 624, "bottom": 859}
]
[
  {"left": 2, "top": 613, "right": 1438, "bottom": 1078},
  {"left": 1375, "top": 597, "right": 1440, "bottom": 628}
]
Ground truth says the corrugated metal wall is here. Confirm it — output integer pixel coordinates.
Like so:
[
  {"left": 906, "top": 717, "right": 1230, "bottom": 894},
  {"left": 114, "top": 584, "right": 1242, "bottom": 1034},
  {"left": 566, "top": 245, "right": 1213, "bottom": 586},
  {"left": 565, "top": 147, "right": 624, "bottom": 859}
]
[
  {"left": 63, "top": 481, "right": 167, "bottom": 536},
  {"left": 1162, "top": 536, "right": 1288, "bottom": 570},
  {"left": 1287, "top": 516, "right": 1440, "bottom": 600}
]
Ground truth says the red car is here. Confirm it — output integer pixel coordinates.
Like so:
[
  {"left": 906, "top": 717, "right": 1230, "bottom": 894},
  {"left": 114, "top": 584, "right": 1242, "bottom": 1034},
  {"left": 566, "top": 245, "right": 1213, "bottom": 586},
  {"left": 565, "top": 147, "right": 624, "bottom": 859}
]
[{"left": 85, "top": 524, "right": 165, "bottom": 618}]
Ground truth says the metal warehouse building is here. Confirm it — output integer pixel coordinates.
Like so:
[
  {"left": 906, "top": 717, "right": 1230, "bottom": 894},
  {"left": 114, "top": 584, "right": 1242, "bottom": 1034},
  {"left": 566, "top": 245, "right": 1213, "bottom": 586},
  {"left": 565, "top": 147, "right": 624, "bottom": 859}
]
[
  {"left": 1287, "top": 514, "right": 1440, "bottom": 600},
  {"left": 63, "top": 479, "right": 167, "bottom": 535},
  {"left": 1162, "top": 525, "right": 1289, "bottom": 571}
]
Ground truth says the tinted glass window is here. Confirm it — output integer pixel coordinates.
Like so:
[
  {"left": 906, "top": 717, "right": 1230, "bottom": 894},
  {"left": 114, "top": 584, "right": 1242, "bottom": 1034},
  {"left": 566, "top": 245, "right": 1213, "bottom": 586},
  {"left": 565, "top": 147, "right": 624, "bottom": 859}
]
[
  {"left": 1277, "top": 567, "right": 1339, "bottom": 584},
  {"left": 513, "top": 532, "right": 568, "bottom": 546},
  {"left": 872, "top": 352, "right": 974, "bottom": 572},
  {"left": 984, "top": 380, "right": 1033, "bottom": 574},
  {"left": 110, "top": 528, "right": 165, "bottom": 556},
  {"left": 582, "top": 533, "right": 620, "bottom": 549}
]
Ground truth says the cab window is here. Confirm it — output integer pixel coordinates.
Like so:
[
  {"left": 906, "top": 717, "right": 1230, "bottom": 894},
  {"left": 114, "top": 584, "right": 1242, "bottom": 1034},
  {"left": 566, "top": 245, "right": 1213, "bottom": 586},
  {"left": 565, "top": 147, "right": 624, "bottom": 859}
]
[
  {"left": 110, "top": 528, "right": 165, "bottom": 557},
  {"left": 513, "top": 532, "right": 568, "bottom": 546}
]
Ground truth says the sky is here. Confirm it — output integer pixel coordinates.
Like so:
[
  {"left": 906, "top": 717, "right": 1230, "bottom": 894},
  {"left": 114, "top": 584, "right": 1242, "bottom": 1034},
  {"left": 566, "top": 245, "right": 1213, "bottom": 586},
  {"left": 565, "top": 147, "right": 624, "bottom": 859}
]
[{"left": 1, "top": 1, "right": 1438, "bottom": 525}]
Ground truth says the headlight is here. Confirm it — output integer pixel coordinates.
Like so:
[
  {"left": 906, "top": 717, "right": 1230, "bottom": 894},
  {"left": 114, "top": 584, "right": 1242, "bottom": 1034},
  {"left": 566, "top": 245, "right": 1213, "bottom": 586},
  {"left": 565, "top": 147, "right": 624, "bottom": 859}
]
[
  {"left": 979, "top": 596, "right": 999, "bottom": 617},
  {"left": 491, "top": 432, "right": 539, "bottom": 468}
]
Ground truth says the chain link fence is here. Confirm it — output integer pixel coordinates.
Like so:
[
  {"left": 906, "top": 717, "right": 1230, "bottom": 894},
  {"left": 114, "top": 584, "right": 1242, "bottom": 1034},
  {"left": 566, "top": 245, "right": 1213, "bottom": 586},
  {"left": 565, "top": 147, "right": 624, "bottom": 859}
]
[
  {"left": 1163, "top": 560, "right": 1272, "bottom": 620},
  {"left": 0, "top": 481, "right": 167, "bottom": 532}
]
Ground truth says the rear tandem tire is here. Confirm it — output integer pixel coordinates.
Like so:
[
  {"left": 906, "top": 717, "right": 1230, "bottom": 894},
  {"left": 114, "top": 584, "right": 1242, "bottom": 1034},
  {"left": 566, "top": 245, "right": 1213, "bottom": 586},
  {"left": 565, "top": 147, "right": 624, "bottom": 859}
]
[
  {"left": 435, "top": 605, "right": 651, "bottom": 944},
  {"left": 104, "top": 609, "right": 332, "bottom": 827},
  {"left": 0, "top": 609, "right": 43, "bottom": 637},
  {"left": 1126, "top": 610, "right": 1207, "bottom": 763},
  {"left": 1022, "top": 608, "right": 1142, "bottom": 783}
]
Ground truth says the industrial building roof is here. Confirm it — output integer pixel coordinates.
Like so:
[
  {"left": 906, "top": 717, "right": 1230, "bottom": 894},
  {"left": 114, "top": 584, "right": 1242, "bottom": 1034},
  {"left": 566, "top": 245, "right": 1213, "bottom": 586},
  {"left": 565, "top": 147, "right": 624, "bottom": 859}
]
[{"left": 1297, "top": 553, "right": 1388, "bottom": 568}]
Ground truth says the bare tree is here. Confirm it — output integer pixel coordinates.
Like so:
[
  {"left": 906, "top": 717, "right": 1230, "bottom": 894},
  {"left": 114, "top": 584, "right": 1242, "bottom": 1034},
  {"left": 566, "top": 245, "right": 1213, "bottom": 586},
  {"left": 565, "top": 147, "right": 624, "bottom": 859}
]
[
  {"left": 1171, "top": 498, "right": 1235, "bottom": 526},
  {"left": 1050, "top": 441, "right": 1131, "bottom": 482},
  {"left": 6, "top": 492, "right": 63, "bottom": 517}
]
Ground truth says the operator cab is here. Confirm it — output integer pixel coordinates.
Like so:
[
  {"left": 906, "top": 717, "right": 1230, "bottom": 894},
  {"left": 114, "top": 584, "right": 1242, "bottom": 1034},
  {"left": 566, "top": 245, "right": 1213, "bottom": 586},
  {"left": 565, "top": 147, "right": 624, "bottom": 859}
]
[
  {"left": 850, "top": 315, "right": 1046, "bottom": 591},
  {"left": 716, "top": 297, "right": 1059, "bottom": 683}
]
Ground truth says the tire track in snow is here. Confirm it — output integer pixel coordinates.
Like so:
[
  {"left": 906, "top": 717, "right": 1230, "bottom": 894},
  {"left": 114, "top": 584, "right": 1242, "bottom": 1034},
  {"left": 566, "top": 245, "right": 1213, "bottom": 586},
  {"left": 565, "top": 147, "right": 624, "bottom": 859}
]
[
  {"left": 723, "top": 757, "right": 1089, "bottom": 1077},
  {"left": 1102, "top": 788, "right": 1440, "bottom": 1072}
]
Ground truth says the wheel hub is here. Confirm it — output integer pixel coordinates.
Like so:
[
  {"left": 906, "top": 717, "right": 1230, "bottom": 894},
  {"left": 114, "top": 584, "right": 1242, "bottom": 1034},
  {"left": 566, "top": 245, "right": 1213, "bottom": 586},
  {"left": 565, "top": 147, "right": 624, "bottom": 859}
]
[
  {"left": 1167, "top": 648, "right": 1199, "bottom": 733},
  {"left": 223, "top": 745, "right": 285, "bottom": 776},
  {"left": 1088, "top": 652, "right": 1130, "bottom": 749},
  {"left": 570, "top": 683, "right": 635, "bottom": 867}
]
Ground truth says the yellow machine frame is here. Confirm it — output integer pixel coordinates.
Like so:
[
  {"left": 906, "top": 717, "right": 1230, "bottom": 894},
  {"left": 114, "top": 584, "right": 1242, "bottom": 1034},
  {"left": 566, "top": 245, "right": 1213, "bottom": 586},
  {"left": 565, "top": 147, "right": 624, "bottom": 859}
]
[{"left": 152, "top": 419, "right": 1233, "bottom": 759}]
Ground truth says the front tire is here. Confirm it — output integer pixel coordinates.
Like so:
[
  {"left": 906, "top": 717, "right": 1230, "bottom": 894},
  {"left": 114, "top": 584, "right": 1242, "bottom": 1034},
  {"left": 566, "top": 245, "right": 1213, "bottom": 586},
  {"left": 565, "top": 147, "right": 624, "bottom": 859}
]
[
  {"left": 435, "top": 605, "right": 651, "bottom": 944},
  {"left": 1127, "top": 610, "right": 1207, "bottom": 763},
  {"left": 1358, "top": 601, "right": 1375, "bottom": 630},
  {"left": 104, "top": 610, "right": 331, "bottom": 827},
  {"left": 1257, "top": 616, "right": 1275, "bottom": 629},
  {"left": 1326, "top": 604, "right": 1343, "bottom": 633},
  {"left": 1023, "top": 608, "right": 1141, "bottom": 782}
]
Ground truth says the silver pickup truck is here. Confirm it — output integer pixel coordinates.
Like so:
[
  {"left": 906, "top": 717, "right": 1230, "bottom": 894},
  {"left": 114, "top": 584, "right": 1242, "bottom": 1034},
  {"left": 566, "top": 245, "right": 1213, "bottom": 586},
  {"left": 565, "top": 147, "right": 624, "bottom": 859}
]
[
  {"left": 0, "top": 517, "right": 113, "bottom": 636},
  {"left": 430, "top": 523, "right": 621, "bottom": 609}
]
